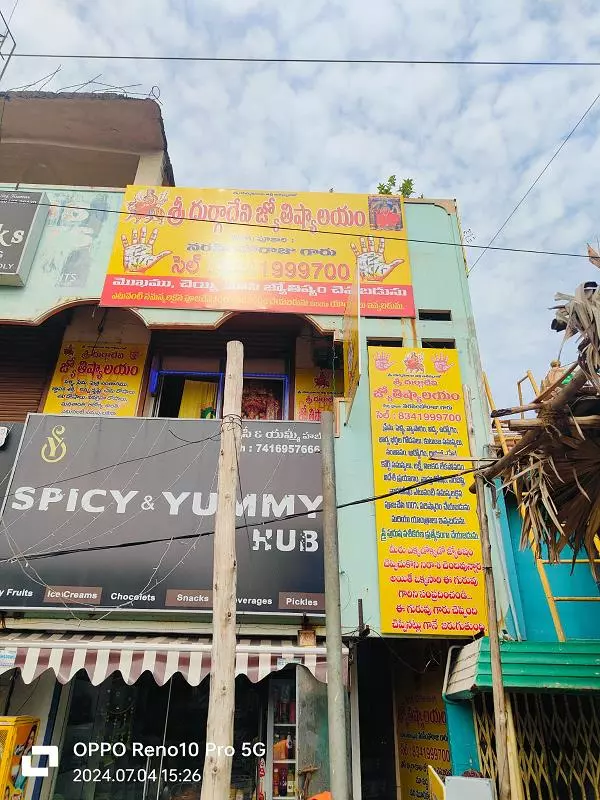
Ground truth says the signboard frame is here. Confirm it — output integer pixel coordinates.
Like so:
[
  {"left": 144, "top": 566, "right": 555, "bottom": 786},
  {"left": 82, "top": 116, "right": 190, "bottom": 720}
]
[
  {"left": 0, "top": 414, "right": 325, "bottom": 616},
  {"left": 99, "top": 186, "right": 415, "bottom": 318},
  {"left": 0, "top": 190, "right": 48, "bottom": 286}
]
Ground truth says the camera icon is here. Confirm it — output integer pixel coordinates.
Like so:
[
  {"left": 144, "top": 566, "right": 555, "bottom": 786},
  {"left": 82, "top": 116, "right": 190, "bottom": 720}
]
[{"left": 22, "top": 746, "right": 58, "bottom": 778}]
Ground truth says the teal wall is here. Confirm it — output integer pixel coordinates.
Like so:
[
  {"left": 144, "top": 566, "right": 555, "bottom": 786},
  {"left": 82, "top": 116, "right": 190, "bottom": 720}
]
[
  {"left": 335, "top": 202, "right": 511, "bottom": 634},
  {"left": 504, "top": 494, "right": 600, "bottom": 641},
  {"left": 0, "top": 186, "right": 512, "bottom": 637}
]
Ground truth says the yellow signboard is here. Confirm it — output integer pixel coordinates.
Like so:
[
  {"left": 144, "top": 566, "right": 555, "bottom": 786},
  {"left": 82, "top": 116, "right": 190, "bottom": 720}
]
[
  {"left": 100, "top": 187, "right": 414, "bottom": 317},
  {"left": 396, "top": 665, "right": 452, "bottom": 798},
  {"left": 294, "top": 368, "right": 335, "bottom": 421},
  {"left": 0, "top": 716, "right": 40, "bottom": 800},
  {"left": 43, "top": 341, "right": 148, "bottom": 417},
  {"left": 368, "top": 346, "right": 487, "bottom": 634},
  {"left": 343, "top": 258, "right": 360, "bottom": 420},
  {"left": 428, "top": 767, "right": 446, "bottom": 800}
]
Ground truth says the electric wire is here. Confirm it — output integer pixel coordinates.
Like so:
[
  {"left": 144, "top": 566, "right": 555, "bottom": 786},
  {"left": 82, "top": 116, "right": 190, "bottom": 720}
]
[
  {"left": 9, "top": 53, "right": 600, "bottom": 67},
  {"left": 0, "top": 194, "right": 592, "bottom": 260},
  {"left": 467, "top": 87, "right": 600, "bottom": 275},
  {"left": 0, "top": 463, "right": 488, "bottom": 564}
]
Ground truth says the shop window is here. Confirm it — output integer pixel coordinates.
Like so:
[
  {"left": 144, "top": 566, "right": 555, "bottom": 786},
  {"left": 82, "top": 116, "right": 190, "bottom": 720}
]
[
  {"left": 242, "top": 376, "right": 288, "bottom": 420},
  {"left": 53, "top": 670, "right": 264, "bottom": 800},
  {"left": 366, "top": 339, "right": 404, "bottom": 348},
  {"left": 151, "top": 371, "right": 289, "bottom": 420},
  {"left": 153, "top": 372, "right": 222, "bottom": 419},
  {"left": 421, "top": 339, "right": 456, "bottom": 349},
  {"left": 417, "top": 309, "right": 452, "bottom": 321}
]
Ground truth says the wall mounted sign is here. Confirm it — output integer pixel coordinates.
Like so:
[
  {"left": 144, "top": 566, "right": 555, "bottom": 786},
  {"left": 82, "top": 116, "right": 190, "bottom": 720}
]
[
  {"left": 100, "top": 186, "right": 414, "bottom": 317},
  {"left": 42, "top": 341, "right": 148, "bottom": 417},
  {"left": 0, "top": 190, "right": 48, "bottom": 286},
  {"left": 369, "top": 346, "right": 487, "bottom": 635},
  {"left": 0, "top": 415, "right": 324, "bottom": 615}
]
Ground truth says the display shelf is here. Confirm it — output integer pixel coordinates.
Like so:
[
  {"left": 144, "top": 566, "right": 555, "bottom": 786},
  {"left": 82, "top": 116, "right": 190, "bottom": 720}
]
[{"left": 266, "top": 676, "right": 298, "bottom": 800}]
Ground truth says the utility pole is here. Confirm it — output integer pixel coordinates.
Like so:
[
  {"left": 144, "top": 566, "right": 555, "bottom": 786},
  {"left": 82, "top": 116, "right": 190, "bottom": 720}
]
[
  {"left": 321, "top": 411, "right": 349, "bottom": 800},
  {"left": 465, "top": 389, "right": 511, "bottom": 800},
  {"left": 201, "top": 341, "right": 244, "bottom": 800}
]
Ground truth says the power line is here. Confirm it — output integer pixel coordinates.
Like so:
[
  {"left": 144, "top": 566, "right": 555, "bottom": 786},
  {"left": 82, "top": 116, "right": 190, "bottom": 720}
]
[
  {"left": 9, "top": 53, "right": 600, "bottom": 67},
  {"left": 0, "top": 195, "right": 591, "bottom": 261},
  {"left": 0, "top": 428, "right": 221, "bottom": 502},
  {"left": 0, "top": 463, "right": 488, "bottom": 564},
  {"left": 468, "top": 87, "right": 600, "bottom": 275}
]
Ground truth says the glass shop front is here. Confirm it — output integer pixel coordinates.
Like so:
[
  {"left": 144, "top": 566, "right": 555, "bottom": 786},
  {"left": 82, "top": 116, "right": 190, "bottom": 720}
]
[{"left": 51, "top": 666, "right": 327, "bottom": 800}]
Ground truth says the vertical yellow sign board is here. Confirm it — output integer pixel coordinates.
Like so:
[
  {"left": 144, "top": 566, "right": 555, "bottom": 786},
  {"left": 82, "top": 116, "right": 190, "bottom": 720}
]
[
  {"left": 43, "top": 341, "right": 148, "bottom": 417},
  {"left": 368, "top": 346, "right": 487, "bottom": 634}
]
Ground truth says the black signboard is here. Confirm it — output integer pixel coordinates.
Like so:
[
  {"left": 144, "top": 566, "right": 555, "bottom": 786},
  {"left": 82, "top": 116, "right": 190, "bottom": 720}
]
[
  {"left": 0, "top": 191, "right": 48, "bottom": 286},
  {"left": 0, "top": 423, "right": 24, "bottom": 495},
  {"left": 0, "top": 415, "right": 324, "bottom": 614}
]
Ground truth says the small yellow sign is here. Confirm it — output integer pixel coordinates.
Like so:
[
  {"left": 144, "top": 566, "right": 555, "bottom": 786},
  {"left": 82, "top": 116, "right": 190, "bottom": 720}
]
[
  {"left": 294, "top": 368, "right": 335, "bottom": 421},
  {"left": 43, "top": 341, "right": 148, "bottom": 417},
  {"left": 368, "top": 346, "right": 487, "bottom": 635}
]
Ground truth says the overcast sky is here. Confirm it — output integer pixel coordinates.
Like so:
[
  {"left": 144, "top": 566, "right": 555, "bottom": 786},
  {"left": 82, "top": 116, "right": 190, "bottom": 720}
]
[{"left": 3, "top": 0, "right": 599, "bottom": 406}]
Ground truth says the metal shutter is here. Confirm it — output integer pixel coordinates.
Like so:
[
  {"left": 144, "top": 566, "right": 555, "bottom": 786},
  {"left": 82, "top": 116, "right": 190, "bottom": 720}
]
[{"left": 0, "top": 315, "right": 67, "bottom": 422}]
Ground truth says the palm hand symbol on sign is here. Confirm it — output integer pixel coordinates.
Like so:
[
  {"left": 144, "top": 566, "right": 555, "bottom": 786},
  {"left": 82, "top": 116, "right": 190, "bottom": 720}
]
[
  {"left": 121, "top": 227, "right": 171, "bottom": 273},
  {"left": 351, "top": 236, "right": 404, "bottom": 281}
]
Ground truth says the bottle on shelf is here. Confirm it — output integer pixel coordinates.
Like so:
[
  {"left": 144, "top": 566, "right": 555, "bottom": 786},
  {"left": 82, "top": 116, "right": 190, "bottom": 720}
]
[
  {"left": 273, "top": 766, "right": 279, "bottom": 798},
  {"left": 286, "top": 734, "right": 294, "bottom": 760},
  {"left": 278, "top": 766, "right": 288, "bottom": 798},
  {"left": 287, "top": 767, "right": 295, "bottom": 797},
  {"left": 289, "top": 700, "right": 296, "bottom": 724}
]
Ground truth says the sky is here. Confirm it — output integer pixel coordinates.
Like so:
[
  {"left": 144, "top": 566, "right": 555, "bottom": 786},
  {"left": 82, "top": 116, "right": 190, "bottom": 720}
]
[{"left": 3, "top": 0, "right": 600, "bottom": 407}]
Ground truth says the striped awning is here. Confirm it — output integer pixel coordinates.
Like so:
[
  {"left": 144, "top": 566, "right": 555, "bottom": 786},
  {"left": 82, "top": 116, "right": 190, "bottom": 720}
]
[{"left": 0, "top": 632, "right": 349, "bottom": 687}]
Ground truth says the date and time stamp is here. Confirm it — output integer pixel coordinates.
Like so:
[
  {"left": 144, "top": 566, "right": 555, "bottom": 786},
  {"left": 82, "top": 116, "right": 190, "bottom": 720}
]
[{"left": 32, "top": 741, "right": 266, "bottom": 784}]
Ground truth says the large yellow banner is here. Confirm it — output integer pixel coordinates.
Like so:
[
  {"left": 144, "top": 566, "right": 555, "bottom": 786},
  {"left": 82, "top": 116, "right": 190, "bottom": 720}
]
[
  {"left": 100, "top": 187, "right": 414, "bottom": 317},
  {"left": 369, "top": 346, "right": 487, "bottom": 635},
  {"left": 43, "top": 341, "right": 148, "bottom": 417}
]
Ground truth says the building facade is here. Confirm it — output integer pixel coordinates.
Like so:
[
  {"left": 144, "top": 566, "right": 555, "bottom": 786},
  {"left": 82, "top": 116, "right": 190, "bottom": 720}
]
[{"left": 0, "top": 92, "right": 511, "bottom": 800}]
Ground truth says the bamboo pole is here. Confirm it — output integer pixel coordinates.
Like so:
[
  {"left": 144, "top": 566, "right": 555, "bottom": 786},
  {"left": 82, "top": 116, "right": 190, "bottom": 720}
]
[
  {"left": 470, "top": 368, "right": 588, "bottom": 492},
  {"left": 201, "top": 341, "right": 244, "bottom": 800},
  {"left": 465, "top": 388, "right": 511, "bottom": 800}
]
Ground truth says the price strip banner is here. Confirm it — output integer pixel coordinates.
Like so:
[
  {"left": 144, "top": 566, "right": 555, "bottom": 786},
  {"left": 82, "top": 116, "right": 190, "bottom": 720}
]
[
  {"left": 368, "top": 346, "right": 487, "bottom": 635},
  {"left": 100, "top": 187, "right": 414, "bottom": 317}
]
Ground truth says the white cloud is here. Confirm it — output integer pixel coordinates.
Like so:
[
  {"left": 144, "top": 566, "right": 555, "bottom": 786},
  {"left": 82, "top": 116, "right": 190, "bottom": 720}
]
[{"left": 4, "top": 0, "right": 600, "bottom": 406}]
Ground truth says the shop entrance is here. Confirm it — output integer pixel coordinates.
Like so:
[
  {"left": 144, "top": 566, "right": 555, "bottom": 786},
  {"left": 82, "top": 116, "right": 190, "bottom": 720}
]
[{"left": 54, "top": 671, "right": 265, "bottom": 800}]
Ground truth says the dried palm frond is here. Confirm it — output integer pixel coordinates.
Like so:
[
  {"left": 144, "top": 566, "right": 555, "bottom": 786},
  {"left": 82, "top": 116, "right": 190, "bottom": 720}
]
[
  {"left": 509, "top": 436, "right": 600, "bottom": 581},
  {"left": 552, "top": 284, "right": 600, "bottom": 390}
]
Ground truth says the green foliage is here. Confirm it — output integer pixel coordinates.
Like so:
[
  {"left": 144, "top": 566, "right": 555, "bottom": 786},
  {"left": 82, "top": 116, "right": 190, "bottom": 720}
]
[{"left": 376, "top": 175, "right": 415, "bottom": 198}]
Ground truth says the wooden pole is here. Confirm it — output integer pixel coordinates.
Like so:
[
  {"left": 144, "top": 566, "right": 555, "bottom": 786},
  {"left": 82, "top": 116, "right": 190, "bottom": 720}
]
[
  {"left": 321, "top": 411, "right": 350, "bottom": 800},
  {"left": 201, "top": 340, "right": 244, "bottom": 800},
  {"left": 465, "top": 388, "right": 511, "bottom": 800}
]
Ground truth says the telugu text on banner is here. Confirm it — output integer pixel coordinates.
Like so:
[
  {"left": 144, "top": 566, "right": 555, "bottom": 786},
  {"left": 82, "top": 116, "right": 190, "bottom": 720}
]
[
  {"left": 369, "top": 346, "right": 487, "bottom": 635},
  {"left": 294, "top": 368, "right": 336, "bottom": 421},
  {"left": 43, "top": 341, "right": 148, "bottom": 417},
  {"left": 100, "top": 187, "right": 414, "bottom": 317},
  {"left": 395, "top": 666, "right": 451, "bottom": 798}
]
